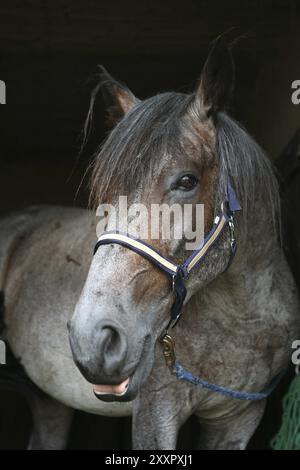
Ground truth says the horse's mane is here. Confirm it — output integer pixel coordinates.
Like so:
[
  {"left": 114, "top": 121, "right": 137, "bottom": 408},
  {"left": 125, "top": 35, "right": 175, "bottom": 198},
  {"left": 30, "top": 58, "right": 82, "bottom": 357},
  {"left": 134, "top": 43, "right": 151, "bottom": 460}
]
[
  {"left": 217, "top": 112, "right": 280, "bottom": 232},
  {"left": 88, "top": 91, "right": 280, "bottom": 235}
]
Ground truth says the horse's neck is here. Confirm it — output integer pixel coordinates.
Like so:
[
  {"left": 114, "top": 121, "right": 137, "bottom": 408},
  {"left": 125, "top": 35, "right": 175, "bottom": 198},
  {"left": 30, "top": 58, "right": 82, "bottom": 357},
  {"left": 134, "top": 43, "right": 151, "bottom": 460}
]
[{"left": 190, "top": 214, "right": 281, "bottom": 325}]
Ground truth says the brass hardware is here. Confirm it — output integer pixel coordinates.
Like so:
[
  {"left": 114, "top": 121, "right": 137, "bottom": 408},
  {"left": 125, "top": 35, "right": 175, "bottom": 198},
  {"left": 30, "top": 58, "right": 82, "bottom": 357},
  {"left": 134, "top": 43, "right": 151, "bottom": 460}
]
[
  {"left": 160, "top": 333, "right": 176, "bottom": 369},
  {"left": 228, "top": 215, "right": 235, "bottom": 249}
]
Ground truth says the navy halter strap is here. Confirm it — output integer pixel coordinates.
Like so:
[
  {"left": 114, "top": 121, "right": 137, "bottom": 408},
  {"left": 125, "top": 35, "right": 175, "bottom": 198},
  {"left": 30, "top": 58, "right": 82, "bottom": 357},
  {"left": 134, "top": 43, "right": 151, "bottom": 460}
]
[{"left": 94, "top": 180, "right": 281, "bottom": 401}]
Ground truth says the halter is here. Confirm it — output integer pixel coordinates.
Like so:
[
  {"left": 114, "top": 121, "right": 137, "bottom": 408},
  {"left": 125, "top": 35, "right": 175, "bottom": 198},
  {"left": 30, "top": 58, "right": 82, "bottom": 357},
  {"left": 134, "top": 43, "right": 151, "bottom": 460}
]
[{"left": 94, "top": 180, "right": 281, "bottom": 401}]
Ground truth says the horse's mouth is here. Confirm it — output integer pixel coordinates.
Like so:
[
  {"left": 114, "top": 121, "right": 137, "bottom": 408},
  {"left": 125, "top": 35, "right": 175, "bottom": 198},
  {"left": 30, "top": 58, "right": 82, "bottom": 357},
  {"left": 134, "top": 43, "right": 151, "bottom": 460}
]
[
  {"left": 91, "top": 334, "right": 153, "bottom": 402},
  {"left": 92, "top": 376, "right": 136, "bottom": 402},
  {"left": 93, "top": 378, "right": 130, "bottom": 397}
]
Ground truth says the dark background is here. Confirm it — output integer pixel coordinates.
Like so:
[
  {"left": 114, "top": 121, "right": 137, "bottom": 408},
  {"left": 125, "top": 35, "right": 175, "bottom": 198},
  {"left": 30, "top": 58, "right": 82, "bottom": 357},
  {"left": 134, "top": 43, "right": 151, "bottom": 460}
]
[{"left": 0, "top": 0, "right": 300, "bottom": 449}]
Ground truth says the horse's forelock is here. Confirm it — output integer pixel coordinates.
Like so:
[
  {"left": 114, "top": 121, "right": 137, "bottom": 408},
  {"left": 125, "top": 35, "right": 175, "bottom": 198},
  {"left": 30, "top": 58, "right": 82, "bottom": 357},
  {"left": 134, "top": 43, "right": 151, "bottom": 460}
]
[{"left": 88, "top": 92, "right": 197, "bottom": 207}]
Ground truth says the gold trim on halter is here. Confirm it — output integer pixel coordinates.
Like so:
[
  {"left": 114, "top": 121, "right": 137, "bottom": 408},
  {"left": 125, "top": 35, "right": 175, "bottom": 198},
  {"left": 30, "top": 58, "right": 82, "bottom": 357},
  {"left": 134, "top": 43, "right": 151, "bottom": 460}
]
[
  {"left": 97, "top": 233, "right": 178, "bottom": 273},
  {"left": 186, "top": 215, "right": 227, "bottom": 272}
]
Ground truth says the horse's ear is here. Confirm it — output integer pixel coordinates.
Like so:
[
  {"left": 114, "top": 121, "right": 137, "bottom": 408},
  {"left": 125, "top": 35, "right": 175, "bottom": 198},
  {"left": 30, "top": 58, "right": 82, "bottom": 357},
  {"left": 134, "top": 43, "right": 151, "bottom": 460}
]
[
  {"left": 99, "top": 66, "right": 139, "bottom": 125},
  {"left": 195, "top": 38, "right": 234, "bottom": 118}
]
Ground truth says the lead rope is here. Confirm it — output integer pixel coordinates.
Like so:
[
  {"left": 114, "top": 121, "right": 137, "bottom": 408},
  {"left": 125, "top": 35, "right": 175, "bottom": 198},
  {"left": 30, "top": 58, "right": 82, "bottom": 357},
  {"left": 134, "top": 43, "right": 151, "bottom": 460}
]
[{"left": 160, "top": 334, "right": 282, "bottom": 401}]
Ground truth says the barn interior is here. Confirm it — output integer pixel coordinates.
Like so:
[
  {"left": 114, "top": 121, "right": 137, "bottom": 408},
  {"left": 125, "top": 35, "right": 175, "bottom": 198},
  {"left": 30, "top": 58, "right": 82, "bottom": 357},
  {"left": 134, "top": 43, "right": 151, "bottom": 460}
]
[{"left": 0, "top": 0, "right": 300, "bottom": 449}]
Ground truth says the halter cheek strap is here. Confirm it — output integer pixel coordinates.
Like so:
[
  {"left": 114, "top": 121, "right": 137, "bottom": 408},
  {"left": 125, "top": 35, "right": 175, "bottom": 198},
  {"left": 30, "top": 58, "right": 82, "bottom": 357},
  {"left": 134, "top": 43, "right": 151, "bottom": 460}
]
[{"left": 93, "top": 181, "right": 281, "bottom": 401}]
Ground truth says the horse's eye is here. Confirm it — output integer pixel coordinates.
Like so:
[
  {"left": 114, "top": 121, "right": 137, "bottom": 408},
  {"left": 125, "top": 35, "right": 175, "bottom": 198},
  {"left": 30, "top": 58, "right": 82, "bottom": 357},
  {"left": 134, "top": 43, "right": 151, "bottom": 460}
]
[{"left": 172, "top": 174, "right": 199, "bottom": 191}]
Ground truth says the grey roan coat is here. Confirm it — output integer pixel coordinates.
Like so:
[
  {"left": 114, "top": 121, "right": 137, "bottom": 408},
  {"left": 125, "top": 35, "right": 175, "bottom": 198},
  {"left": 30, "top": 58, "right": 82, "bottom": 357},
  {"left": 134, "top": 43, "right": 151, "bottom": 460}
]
[{"left": 1, "top": 40, "right": 299, "bottom": 449}]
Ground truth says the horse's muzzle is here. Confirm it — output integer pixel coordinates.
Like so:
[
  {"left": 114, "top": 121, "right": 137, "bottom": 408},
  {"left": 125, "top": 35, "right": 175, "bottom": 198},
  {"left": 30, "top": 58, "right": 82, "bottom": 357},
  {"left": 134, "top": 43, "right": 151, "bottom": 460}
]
[{"left": 69, "top": 319, "right": 129, "bottom": 385}]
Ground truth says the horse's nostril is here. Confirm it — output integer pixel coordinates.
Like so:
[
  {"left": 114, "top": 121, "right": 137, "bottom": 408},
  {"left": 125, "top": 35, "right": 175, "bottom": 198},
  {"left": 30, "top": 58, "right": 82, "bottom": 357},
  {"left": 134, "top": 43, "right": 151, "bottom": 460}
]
[
  {"left": 69, "top": 320, "right": 129, "bottom": 384},
  {"left": 67, "top": 320, "right": 71, "bottom": 331},
  {"left": 98, "top": 323, "right": 128, "bottom": 376},
  {"left": 101, "top": 326, "right": 123, "bottom": 356},
  {"left": 102, "top": 327, "right": 119, "bottom": 354}
]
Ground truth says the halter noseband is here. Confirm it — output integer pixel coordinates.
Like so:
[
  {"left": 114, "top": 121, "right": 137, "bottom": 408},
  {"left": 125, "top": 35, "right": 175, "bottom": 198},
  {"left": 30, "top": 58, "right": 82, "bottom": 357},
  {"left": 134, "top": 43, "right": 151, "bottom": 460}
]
[{"left": 93, "top": 180, "right": 281, "bottom": 401}]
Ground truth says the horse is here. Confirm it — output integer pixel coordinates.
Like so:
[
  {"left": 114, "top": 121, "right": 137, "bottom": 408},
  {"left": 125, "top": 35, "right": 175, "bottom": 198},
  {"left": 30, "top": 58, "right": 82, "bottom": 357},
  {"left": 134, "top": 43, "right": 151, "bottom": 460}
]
[{"left": 1, "top": 40, "right": 299, "bottom": 450}]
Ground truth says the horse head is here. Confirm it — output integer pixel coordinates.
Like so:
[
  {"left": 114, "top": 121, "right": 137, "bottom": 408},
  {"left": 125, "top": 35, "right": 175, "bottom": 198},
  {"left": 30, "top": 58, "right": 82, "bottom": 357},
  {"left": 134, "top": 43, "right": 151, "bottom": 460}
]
[{"left": 68, "top": 39, "right": 278, "bottom": 403}]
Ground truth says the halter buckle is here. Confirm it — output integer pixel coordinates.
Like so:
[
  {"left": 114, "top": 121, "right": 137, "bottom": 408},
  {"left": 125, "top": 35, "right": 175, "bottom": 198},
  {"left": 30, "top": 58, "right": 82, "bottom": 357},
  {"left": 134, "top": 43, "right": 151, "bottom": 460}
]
[
  {"left": 172, "top": 273, "right": 176, "bottom": 291},
  {"left": 228, "top": 215, "right": 236, "bottom": 250},
  {"left": 160, "top": 333, "right": 176, "bottom": 369}
]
